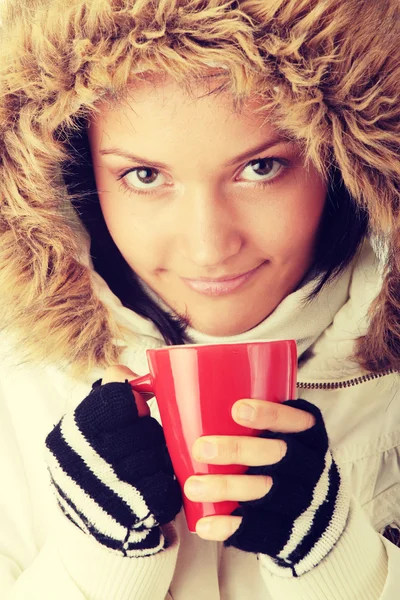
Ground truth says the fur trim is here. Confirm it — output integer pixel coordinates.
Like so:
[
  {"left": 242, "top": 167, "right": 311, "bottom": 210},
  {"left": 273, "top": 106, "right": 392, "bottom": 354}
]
[{"left": 0, "top": 0, "right": 399, "bottom": 375}]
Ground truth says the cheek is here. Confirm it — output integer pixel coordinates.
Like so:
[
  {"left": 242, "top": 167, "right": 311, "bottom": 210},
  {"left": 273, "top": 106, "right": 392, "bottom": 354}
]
[
  {"left": 106, "top": 211, "right": 158, "bottom": 269},
  {"left": 258, "top": 180, "right": 326, "bottom": 260},
  {"left": 95, "top": 180, "right": 161, "bottom": 270}
]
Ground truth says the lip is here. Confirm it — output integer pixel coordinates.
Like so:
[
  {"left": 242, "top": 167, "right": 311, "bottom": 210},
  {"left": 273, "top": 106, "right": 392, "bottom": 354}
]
[{"left": 181, "top": 263, "right": 264, "bottom": 296}]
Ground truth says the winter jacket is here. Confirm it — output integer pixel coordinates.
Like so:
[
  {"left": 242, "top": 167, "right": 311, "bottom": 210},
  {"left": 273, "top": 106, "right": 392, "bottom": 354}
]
[
  {"left": 0, "top": 240, "right": 399, "bottom": 600},
  {"left": 0, "top": 1, "right": 400, "bottom": 598}
]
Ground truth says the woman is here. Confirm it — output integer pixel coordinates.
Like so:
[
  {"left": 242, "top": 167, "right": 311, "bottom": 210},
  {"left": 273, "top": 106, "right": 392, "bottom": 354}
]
[{"left": 0, "top": 0, "right": 399, "bottom": 598}]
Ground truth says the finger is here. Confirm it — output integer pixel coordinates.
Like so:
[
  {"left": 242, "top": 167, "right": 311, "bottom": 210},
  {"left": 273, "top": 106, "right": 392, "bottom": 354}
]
[
  {"left": 184, "top": 474, "right": 272, "bottom": 503},
  {"left": 232, "top": 399, "right": 315, "bottom": 433},
  {"left": 195, "top": 515, "right": 242, "bottom": 541},
  {"left": 101, "top": 365, "right": 150, "bottom": 418},
  {"left": 192, "top": 435, "right": 286, "bottom": 466}
]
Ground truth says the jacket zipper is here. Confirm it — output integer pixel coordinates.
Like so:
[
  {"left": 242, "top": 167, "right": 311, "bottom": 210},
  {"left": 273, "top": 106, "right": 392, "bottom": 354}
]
[{"left": 297, "top": 369, "right": 395, "bottom": 390}]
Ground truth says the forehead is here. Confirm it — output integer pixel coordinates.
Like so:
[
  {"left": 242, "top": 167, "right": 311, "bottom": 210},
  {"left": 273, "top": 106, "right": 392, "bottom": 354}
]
[{"left": 90, "top": 74, "right": 275, "bottom": 140}]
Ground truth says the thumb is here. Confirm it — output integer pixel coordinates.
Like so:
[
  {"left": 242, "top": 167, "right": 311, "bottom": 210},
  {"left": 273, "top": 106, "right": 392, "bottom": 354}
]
[{"left": 101, "top": 365, "right": 151, "bottom": 418}]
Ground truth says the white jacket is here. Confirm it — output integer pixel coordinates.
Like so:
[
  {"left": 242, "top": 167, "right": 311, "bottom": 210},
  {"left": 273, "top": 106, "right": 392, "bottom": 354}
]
[{"left": 1, "top": 240, "right": 399, "bottom": 600}]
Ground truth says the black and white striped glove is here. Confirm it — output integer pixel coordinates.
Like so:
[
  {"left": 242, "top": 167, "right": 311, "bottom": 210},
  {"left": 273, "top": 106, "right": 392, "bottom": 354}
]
[
  {"left": 224, "top": 399, "right": 350, "bottom": 577},
  {"left": 45, "top": 381, "right": 182, "bottom": 557}
]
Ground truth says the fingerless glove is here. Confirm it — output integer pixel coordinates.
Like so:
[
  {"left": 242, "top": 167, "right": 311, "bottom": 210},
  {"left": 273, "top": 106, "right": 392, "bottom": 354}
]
[
  {"left": 45, "top": 381, "right": 182, "bottom": 557},
  {"left": 224, "top": 399, "right": 350, "bottom": 577}
]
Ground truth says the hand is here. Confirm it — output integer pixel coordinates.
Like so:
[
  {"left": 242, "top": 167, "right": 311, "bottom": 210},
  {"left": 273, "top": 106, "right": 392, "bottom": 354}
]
[
  {"left": 185, "top": 398, "right": 315, "bottom": 539},
  {"left": 184, "top": 398, "right": 349, "bottom": 577},
  {"left": 46, "top": 365, "right": 182, "bottom": 558}
]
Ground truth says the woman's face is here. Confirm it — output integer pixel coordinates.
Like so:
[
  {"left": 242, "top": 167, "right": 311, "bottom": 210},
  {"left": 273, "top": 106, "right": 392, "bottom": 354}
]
[{"left": 88, "top": 77, "right": 327, "bottom": 336}]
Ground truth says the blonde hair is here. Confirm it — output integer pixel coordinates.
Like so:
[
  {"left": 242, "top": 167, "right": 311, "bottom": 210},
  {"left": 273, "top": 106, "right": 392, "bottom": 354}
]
[{"left": 0, "top": 0, "right": 399, "bottom": 374}]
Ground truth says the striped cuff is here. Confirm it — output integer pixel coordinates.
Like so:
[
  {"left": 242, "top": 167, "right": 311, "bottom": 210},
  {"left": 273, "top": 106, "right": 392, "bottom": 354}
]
[
  {"left": 45, "top": 382, "right": 182, "bottom": 558},
  {"left": 261, "top": 457, "right": 350, "bottom": 576},
  {"left": 46, "top": 417, "right": 163, "bottom": 557},
  {"left": 259, "top": 500, "right": 387, "bottom": 600}
]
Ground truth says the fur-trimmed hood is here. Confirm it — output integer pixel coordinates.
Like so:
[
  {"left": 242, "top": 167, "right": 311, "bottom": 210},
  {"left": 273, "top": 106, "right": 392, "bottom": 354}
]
[{"left": 0, "top": 0, "right": 399, "bottom": 375}]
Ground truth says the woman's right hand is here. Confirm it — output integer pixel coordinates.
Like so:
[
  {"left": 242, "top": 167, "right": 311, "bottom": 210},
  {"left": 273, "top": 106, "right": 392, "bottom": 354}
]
[{"left": 45, "top": 365, "right": 182, "bottom": 557}]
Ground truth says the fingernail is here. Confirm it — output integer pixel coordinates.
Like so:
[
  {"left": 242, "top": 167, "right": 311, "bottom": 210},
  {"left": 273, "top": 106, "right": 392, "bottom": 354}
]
[
  {"left": 186, "top": 478, "right": 205, "bottom": 496},
  {"left": 237, "top": 403, "right": 255, "bottom": 422},
  {"left": 196, "top": 441, "right": 218, "bottom": 459}
]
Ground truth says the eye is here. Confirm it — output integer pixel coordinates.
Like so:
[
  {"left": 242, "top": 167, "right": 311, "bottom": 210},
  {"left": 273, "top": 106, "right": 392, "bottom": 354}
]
[
  {"left": 240, "top": 158, "right": 283, "bottom": 183},
  {"left": 123, "top": 167, "right": 165, "bottom": 190}
]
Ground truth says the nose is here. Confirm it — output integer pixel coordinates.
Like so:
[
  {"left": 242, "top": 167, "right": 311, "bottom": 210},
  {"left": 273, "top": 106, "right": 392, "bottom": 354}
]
[{"left": 176, "top": 185, "right": 243, "bottom": 268}]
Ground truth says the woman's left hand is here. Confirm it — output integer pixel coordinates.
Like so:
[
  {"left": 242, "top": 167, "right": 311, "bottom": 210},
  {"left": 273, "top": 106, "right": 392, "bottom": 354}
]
[
  {"left": 184, "top": 397, "right": 350, "bottom": 577},
  {"left": 184, "top": 398, "right": 316, "bottom": 541}
]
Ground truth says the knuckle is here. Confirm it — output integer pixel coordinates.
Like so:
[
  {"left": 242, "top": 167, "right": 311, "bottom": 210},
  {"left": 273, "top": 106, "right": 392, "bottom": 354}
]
[
  {"left": 265, "top": 402, "right": 280, "bottom": 429},
  {"left": 220, "top": 476, "right": 231, "bottom": 499},
  {"left": 230, "top": 438, "right": 242, "bottom": 464}
]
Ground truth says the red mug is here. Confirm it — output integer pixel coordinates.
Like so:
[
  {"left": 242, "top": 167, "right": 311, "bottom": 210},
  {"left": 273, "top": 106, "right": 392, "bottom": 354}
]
[{"left": 129, "top": 339, "right": 297, "bottom": 532}]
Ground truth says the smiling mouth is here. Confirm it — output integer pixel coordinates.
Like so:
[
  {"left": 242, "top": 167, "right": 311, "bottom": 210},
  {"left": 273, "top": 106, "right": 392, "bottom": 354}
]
[{"left": 180, "top": 263, "right": 265, "bottom": 296}]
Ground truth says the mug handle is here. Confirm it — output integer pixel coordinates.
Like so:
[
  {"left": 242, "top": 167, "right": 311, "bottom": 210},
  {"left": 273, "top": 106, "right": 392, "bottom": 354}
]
[{"left": 129, "top": 373, "right": 155, "bottom": 399}]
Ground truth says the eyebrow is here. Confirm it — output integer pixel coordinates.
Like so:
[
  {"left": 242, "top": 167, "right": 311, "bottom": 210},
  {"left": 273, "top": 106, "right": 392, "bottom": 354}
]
[{"left": 98, "top": 136, "right": 290, "bottom": 170}]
